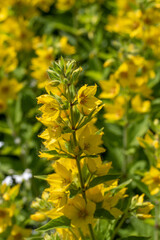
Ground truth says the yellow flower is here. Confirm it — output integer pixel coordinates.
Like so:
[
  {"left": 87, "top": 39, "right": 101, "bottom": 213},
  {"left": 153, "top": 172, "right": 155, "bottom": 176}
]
[
  {"left": 47, "top": 162, "right": 72, "bottom": 189},
  {"left": 37, "top": 95, "right": 60, "bottom": 121},
  {"left": 60, "top": 36, "right": 76, "bottom": 55},
  {"left": 86, "top": 185, "right": 104, "bottom": 203},
  {"left": 0, "top": 78, "right": 23, "bottom": 101},
  {"left": 56, "top": 228, "right": 80, "bottom": 240},
  {"left": 78, "top": 125, "right": 105, "bottom": 155},
  {"left": 137, "top": 130, "right": 159, "bottom": 149},
  {"left": 56, "top": 0, "right": 75, "bottom": 11},
  {"left": 30, "top": 212, "right": 47, "bottom": 222},
  {"left": 2, "top": 184, "right": 20, "bottom": 201},
  {"left": 0, "top": 205, "right": 15, "bottom": 233},
  {"left": 142, "top": 166, "right": 160, "bottom": 195},
  {"left": 102, "top": 188, "right": 127, "bottom": 218},
  {"left": 131, "top": 194, "right": 154, "bottom": 219},
  {"left": 31, "top": 45, "right": 54, "bottom": 88},
  {"left": 63, "top": 195, "right": 96, "bottom": 230},
  {"left": 78, "top": 84, "right": 102, "bottom": 115},
  {"left": 0, "top": 99, "right": 7, "bottom": 113},
  {"left": 99, "top": 78, "right": 120, "bottom": 99},
  {"left": 103, "top": 59, "right": 115, "bottom": 68},
  {"left": 131, "top": 95, "right": 150, "bottom": 113},
  {"left": 7, "top": 225, "right": 31, "bottom": 240},
  {"left": 104, "top": 96, "right": 125, "bottom": 121},
  {"left": 86, "top": 156, "right": 112, "bottom": 176}
]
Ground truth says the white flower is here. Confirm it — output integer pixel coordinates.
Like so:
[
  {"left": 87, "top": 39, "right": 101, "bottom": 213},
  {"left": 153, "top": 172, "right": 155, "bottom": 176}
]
[
  {"left": 13, "top": 169, "right": 32, "bottom": 183},
  {"left": 22, "top": 169, "right": 32, "bottom": 181},
  {"left": 2, "top": 176, "right": 13, "bottom": 185}
]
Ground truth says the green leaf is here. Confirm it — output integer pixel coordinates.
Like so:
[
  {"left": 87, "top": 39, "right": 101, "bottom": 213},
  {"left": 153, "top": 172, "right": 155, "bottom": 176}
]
[
  {"left": 88, "top": 175, "right": 119, "bottom": 188},
  {"left": 120, "top": 236, "right": 150, "bottom": 240},
  {"left": 34, "top": 175, "right": 47, "bottom": 181},
  {"left": 25, "top": 237, "right": 43, "bottom": 240},
  {"left": 94, "top": 208, "right": 114, "bottom": 220},
  {"left": 37, "top": 216, "right": 71, "bottom": 232},
  {"left": 85, "top": 71, "right": 103, "bottom": 81},
  {"left": 127, "top": 116, "right": 149, "bottom": 147}
]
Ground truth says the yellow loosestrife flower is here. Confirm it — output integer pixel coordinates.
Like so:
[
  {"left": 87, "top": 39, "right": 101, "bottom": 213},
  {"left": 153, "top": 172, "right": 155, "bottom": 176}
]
[
  {"left": 7, "top": 225, "right": 31, "bottom": 240},
  {"left": 102, "top": 188, "right": 128, "bottom": 218},
  {"left": 0, "top": 206, "right": 15, "bottom": 233},
  {"left": 99, "top": 78, "right": 120, "bottom": 99},
  {"left": 131, "top": 194, "right": 154, "bottom": 219},
  {"left": 37, "top": 95, "right": 60, "bottom": 121},
  {"left": 86, "top": 156, "right": 112, "bottom": 176},
  {"left": 131, "top": 95, "right": 150, "bottom": 113},
  {"left": 78, "top": 84, "right": 102, "bottom": 115},
  {"left": 78, "top": 125, "right": 105, "bottom": 155},
  {"left": 142, "top": 166, "right": 160, "bottom": 195},
  {"left": 56, "top": 0, "right": 75, "bottom": 11},
  {"left": 60, "top": 36, "right": 76, "bottom": 55},
  {"left": 63, "top": 195, "right": 96, "bottom": 230}
]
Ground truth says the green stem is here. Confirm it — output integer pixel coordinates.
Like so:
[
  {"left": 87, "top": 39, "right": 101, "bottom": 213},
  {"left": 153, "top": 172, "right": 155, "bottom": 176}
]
[
  {"left": 154, "top": 201, "right": 159, "bottom": 240},
  {"left": 110, "top": 213, "right": 128, "bottom": 240},
  {"left": 88, "top": 224, "right": 96, "bottom": 240},
  {"left": 68, "top": 84, "right": 96, "bottom": 240}
]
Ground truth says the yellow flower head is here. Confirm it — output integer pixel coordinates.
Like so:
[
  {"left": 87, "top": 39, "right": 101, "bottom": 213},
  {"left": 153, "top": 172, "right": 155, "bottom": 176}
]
[
  {"left": 131, "top": 194, "right": 154, "bottom": 219},
  {"left": 102, "top": 188, "right": 127, "bottom": 218},
  {"left": 60, "top": 36, "right": 76, "bottom": 55},
  {"left": 99, "top": 77, "right": 120, "bottom": 99},
  {"left": 104, "top": 96, "right": 125, "bottom": 121},
  {"left": 131, "top": 95, "right": 150, "bottom": 113},
  {"left": 78, "top": 125, "right": 105, "bottom": 155},
  {"left": 142, "top": 166, "right": 160, "bottom": 195},
  {"left": 0, "top": 78, "right": 23, "bottom": 101},
  {"left": 63, "top": 195, "right": 96, "bottom": 230},
  {"left": 78, "top": 84, "right": 102, "bottom": 115},
  {"left": 56, "top": 0, "right": 75, "bottom": 11},
  {"left": 86, "top": 156, "right": 112, "bottom": 176},
  {"left": 37, "top": 95, "right": 60, "bottom": 121},
  {"left": 138, "top": 130, "right": 159, "bottom": 149},
  {"left": 86, "top": 185, "right": 104, "bottom": 203},
  {"left": 0, "top": 205, "right": 15, "bottom": 233},
  {"left": 7, "top": 225, "right": 31, "bottom": 240}
]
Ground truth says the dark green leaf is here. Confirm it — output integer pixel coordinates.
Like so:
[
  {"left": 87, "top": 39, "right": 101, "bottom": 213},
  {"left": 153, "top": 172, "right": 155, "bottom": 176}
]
[
  {"left": 88, "top": 175, "right": 119, "bottom": 188},
  {"left": 94, "top": 208, "right": 114, "bottom": 220},
  {"left": 37, "top": 216, "right": 71, "bottom": 232}
]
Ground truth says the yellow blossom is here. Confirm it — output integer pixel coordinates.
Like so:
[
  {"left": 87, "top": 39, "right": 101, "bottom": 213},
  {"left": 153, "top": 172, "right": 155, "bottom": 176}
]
[
  {"left": 7, "top": 225, "right": 31, "bottom": 240},
  {"left": 60, "top": 36, "right": 76, "bottom": 55},
  {"left": 78, "top": 84, "right": 102, "bottom": 115},
  {"left": 30, "top": 212, "right": 47, "bottom": 222},
  {"left": 99, "top": 78, "right": 120, "bottom": 99},
  {"left": 63, "top": 195, "right": 96, "bottom": 231},
  {"left": 102, "top": 188, "right": 127, "bottom": 218},
  {"left": 137, "top": 130, "right": 159, "bottom": 149},
  {"left": 37, "top": 95, "right": 60, "bottom": 121},
  {"left": 86, "top": 156, "right": 112, "bottom": 176},
  {"left": 142, "top": 166, "right": 160, "bottom": 195},
  {"left": 131, "top": 95, "right": 150, "bottom": 113},
  {"left": 131, "top": 194, "right": 154, "bottom": 219},
  {"left": 56, "top": 0, "right": 75, "bottom": 11},
  {"left": 0, "top": 205, "right": 15, "bottom": 233},
  {"left": 104, "top": 96, "right": 125, "bottom": 121},
  {"left": 86, "top": 185, "right": 104, "bottom": 203},
  {"left": 78, "top": 125, "right": 105, "bottom": 155},
  {"left": 0, "top": 78, "right": 23, "bottom": 101}
]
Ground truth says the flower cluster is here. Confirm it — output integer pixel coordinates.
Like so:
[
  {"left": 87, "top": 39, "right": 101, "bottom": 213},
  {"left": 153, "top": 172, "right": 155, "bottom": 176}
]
[
  {"left": 31, "top": 58, "right": 154, "bottom": 239},
  {"left": 0, "top": 182, "right": 31, "bottom": 239}
]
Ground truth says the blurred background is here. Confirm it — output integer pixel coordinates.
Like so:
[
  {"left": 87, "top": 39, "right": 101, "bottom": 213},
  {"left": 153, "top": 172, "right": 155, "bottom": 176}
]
[{"left": 0, "top": 0, "right": 160, "bottom": 239}]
